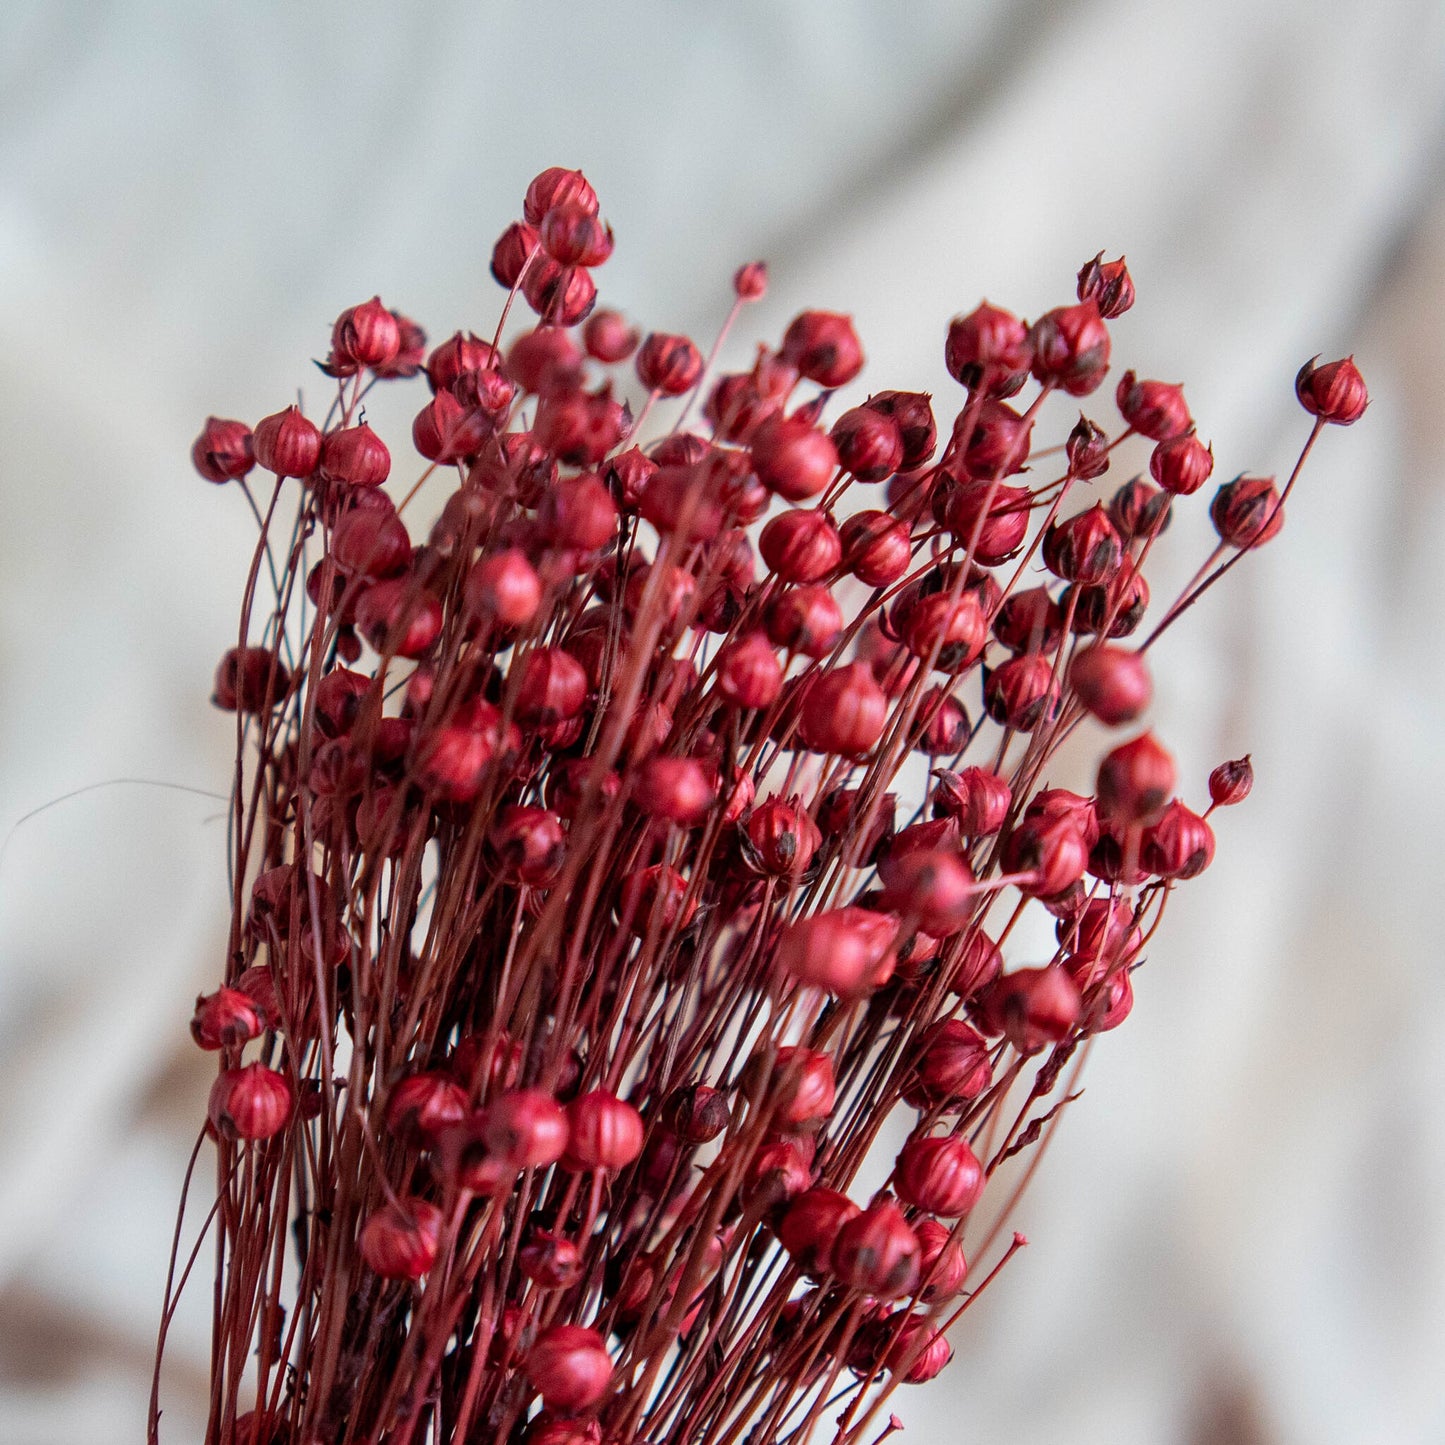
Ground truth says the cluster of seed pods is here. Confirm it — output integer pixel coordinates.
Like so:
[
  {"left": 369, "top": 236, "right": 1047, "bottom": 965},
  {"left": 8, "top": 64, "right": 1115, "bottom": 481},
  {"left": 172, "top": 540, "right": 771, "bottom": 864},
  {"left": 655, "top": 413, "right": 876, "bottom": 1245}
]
[{"left": 171, "top": 167, "right": 1367, "bottom": 1445}]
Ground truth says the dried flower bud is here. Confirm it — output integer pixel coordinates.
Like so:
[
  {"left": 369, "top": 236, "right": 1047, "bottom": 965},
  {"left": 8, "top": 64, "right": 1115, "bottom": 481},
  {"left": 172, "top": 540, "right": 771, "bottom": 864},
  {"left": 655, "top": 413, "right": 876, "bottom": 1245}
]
[
  {"left": 778, "top": 907, "right": 898, "bottom": 995},
  {"left": 583, "top": 308, "right": 639, "bottom": 363},
  {"left": 1059, "top": 898, "right": 1143, "bottom": 981},
  {"left": 1210, "top": 474, "right": 1284, "bottom": 548},
  {"left": 1003, "top": 814, "right": 1090, "bottom": 899},
  {"left": 917, "top": 688, "right": 970, "bottom": 753},
  {"left": 190, "top": 987, "right": 265, "bottom": 1050},
  {"left": 945, "top": 929, "right": 1004, "bottom": 998},
  {"left": 540, "top": 201, "right": 613, "bottom": 267},
  {"left": 840, "top": 510, "right": 911, "bottom": 586},
  {"left": 1076, "top": 252, "right": 1135, "bottom": 318},
  {"left": 253, "top": 405, "right": 322, "bottom": 478},
  {"left": 950, "top": 398, "right": 1033, "bottom": 479},
  {"left": 484, "top": 1089, "right": 570, "bottom": 1169},
  {"left": 903, "top": 591, "right": 987, "bottom": 671},
  {"left": 426, "top": 331, "right": 497, "bottom": 393},
  {"left": 618, "top": 864, "right": 696, "bottom": 935},
  {"left": 984, "top": 654, "right": 1062, "bottom": 732},
  {"left": 465, "top": 547, "right": 542, "bottom": 628},
  {"left": 1069, "top": 645, "right": 1152, "bottom": 725},
  {"left": 520, "top": 1231, "right": 583, "bottom": 1290},
  {"left": 191, "top": 416, "right": 254, "bottom": 483},
  {"left": 356, "top": 581, "right": 442, "bottom": 659},
  {"left": 744, "top": 797, "right": 823, "bottom": 876},
  {"left": 932, "top": 767, "right": 1010, "bottom": 835},
  {"left": 1043, "top": 505, "right": 1123, "bottom": 584},
  {"left": 916, "top": 1218, "right": 969, "bottom": 1300},
  {"left": 489, "top": 806, "right": 567, "bottom": 886},
  {"left": 895, "top": 1134, "right": 984, "bottom": 1216},
  {"left": 945, "top": 302, "right": 1031, "bottom": 395},
  {"left": 993, "top": 586, "right": 1064, "bottom": 653},
  {"left": 208, "top": 1063, "right": 293, "bottom": 1140},
  {"left": 1096, "top": 731, "right": 1176, "bottom": 823},
  {"left": 1028, "top": 300, "right": 1111, "bottom": 395},
  {"left": 800, "top": 663, "right": 888, "bottom": 755},
  {"left": 524, "top": 167, "right": 599, "bottom": 225},
  {"left": 906, "top": 1019, "right": 992, "bottom": 1108},
  {"left": 831, "top": 407, "right": 904, "bottom": 482},
  {"left": 523, "top": 261, "right": 597, "bottom": 325},
  {"left": 781, "top": 310, "right": 864, "bottom": 388},
  {"left": 633, "top": 756, "right": 715, "bottom": 826},
  {"left": 1116, "top": 371, "right": 1191, "bottom": 440},
  {"left": 751, "top": 414, "right": 839, "bottom": 501},
  {"left": 1149, "top": 430, "right": 1213, "bottom": 496},
  {"left": 864, "top": 390, "right": 937, "bottom": 469},
  {"left": 1108, "top": 476, "right": 1172, "bottom": 539},
  {"left": 760, "top": 1046, "right": 837, "bottom": 1126},
  {"left": 766, "top": 584, "right": 844, "bottom": 659},
  {"left": 525, "top": 1325, "right": 613, "bottom": 1412},
  {"left": 332, "top": 297, "right": 402, "bottom": 371},
  {"left": 213, "top": 647, "right": 290, "bottom": 713},
  {"left": 507, "top": 327, "right": 584, "bottom": 396},
  {"left": 778, "top": 1188, "right": 860, "bottom": 1277},
  {"left": 1141, "top": 799, "right": 1216, "bottom": 878},
  {"left": 1295, "top": 355, "right": 1368, "bottom": 424},
  {"left": 386, "top": 1072, "right": 469, "bottom": 1145},
  {"left": 879, "top": 849, "right": 974, "bottom": 936},
  {"left": 833, "top": 1200, "right": 921, "bottom": 1299},
  {"left": 636, "top": 331, "right": 704, "bottom": 396},
  {"left": 359, "top": 1199, "right": 442, "bottom": 1280},
  {"left": 412, "top": 391, "right": 490, "bottom": 464},
  {"left": 760, "top": 510, "right": 842, "bottom": 583},
  {"left": 742, "top": 1139, "right": 813, "bottom": 1211},
  {"left": 534, "top": 385, "right": 625, "bottom": 466},
  {"left": 1065, "top": 558, "right": 1150, "bottom": 638},
  {"left": 320, "top": 423, "right": 391, "bottom": 489},
  {"left": 1066, "top": 414, "right": 1111, "bottom": 479},
  {"left": 564, "top": 1091, "right": 644, "bottom": 1171},
  {"left": 975, "top": 965, "right": 1081, "bottom": 1052},
  {"left": 663, "top": 1084, "right": 731, "bottom": 1143},
  {"left": 492, "top": 220, "right": 540, "bottom": 288},
  {"left": 942, "top": 479, "right": 1030, "bottom": 564},
  {"left": 1209, "top": 755, "right": 1254, "bottom": 806}
]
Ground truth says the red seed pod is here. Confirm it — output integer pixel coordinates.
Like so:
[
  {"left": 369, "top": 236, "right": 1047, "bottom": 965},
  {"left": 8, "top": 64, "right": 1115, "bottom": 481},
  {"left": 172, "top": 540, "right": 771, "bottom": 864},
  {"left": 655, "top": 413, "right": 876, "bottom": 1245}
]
[
  {"left": 1059, "top": 897, "right": 1143, "bottom": 981},
  {"left": 359, "top": 1198, "right": 443, "bottom": 1281},
  {"left": 1295, "top": 355, "right": 1368, "bottom": 424},
  {"left": 917, "top": 688, "right": 970, "bottom": 754},
  {"left": 1026, "top": 787, "right": 1102, "bottom": 849},
  {"left": 864, "top": 390, "right": 937, "bottom": 469},
  {"left": 932, "top": 767, "right": 1011, "bottom": 836},
  {"left": 916, "top": 1218, "right": 969, "bottom": 1300},
  {"left": 1116, "top": 370, "right": 1191, "bottom": 440},
  {"left": 839, "top": 510, "right": 911, "bottom": 586},
  {"left": 1028, "top": 300, "right": 1111, "bottom": 395},
  {"left": 743, "top": 1139, "right": 813, "bottom": 1211},
  {"left": 1076, "top": 252, "right": 1135, "bottom": 318},
  {"left": 386, "top": 1072, "right": 469, "bottom": 1145},
  {"left": 507, "top": 326, "right": 584, "bottom": 396},
  {"left": 412, "top": 391, "right": 490, "bottom": 464},
  {"left": 781, "top": 310, "right": 865, "bottom": 388},
  {"left": 879, "top": 851, "right": 974, "bottom": 937},
  {"left": 1042, "top": 505, "right": 1123, "bottom": 584},
  {"left": 376, "top": 310, "right": 427, "bottom": 379},
  {"left": 663, "top": 1084, "right": 731, "bottom": 1144},
  {"left": 706, "top": 358, "right": 795, "bottom": 444},
  {"left": 491, "top": 220, "right": 541, "bottom": 288},
  {"left": 778, "top": 1188, "right": 861, "bottom": 1277},
  {"left": 1210, "top": 474, "right": 1284, "bottom": 548},
  {"left": 760, "top": 510, "right": 842, "bottom": 584},
  {"left": 535, "top": 385, "right": 625, "bottom": 466},
  {"left": 425, "top": 331, "right": 498, "bottom": 393},
  {"left": 484, "top": 1089, "right": 570, "bottom": 1169},
  {"left": 564, "top": 1091, "right": 645, "bottom": 1171},
  {"left": 1069, "top": 644, "right": 1152, "bottom": 725},
  {"left": 743, "top": 797, "right": 823, "bottom": 875},
  {"left": 636, "top": 332, "right": 703, "bottom": 396},
  {"left": 538, "top": 473, "right": 618, "bottom": 552},
  {"left": 332, "top": 505, "right": 411, "bottom": 580},
  {"left": 634, "top": 756, "right": 716, "bottom": 826},
  {"left": 877, "top": 818, "right": 960, "bottom": 883},
  {"left": 464, "top": 548, "right": 542, "bottom": 629},
  {"left": 489, "top": 805, "right": 567, "bottom": 886},
  {"left": 525, "top": 1324, "right": 613, "bottom": 1412},
  {"left": 907, "top": 1019, "right": 992, "bottom": 1108},
  {"left": 213, "top": 647, "right": 290, "bottom": 713},
  {"left": 865, "top": 1313, "right": 954, "bottom": 1383},
  {"left": 582, "top": 308, "right": 639, "bottom": 364},
  {"left": 950, "top": 398, "right": 1034, "bottom": 480},
  {"left": 356, "top": 581, "right": 442, "bottom": 659},
  {"left": 830, "top": 406, "right": 904, "bottom": 482},
  {"left": 319, "top": 423, "right": 391, "bottom": 489},
  {"left": 993, "top": 586, "right": 1064, "bottom": 654},
  {"left": 750, "top": 414, "right": 839, "bottom": 501},
  {"left": 833, "top": 1200, "right": 921, "bottom": 1299},
  {"left": 1108, "top": 476, "right": 1172, "bottom": 540},
  {"left": 513, "top": 648, "right": 588, "bottom": 725},
  {"left": 1065, "top": 557, "right": 1151, "bottom": 638},
  {"left": 762, "top": 1045, "right": 837, "bottom": 1127},
  {"left": 519, "top": 1231, "right": 584, "bottom": 1291},
  {"left": 603, "top": 446, "right": 657, "bottom": 510},
  {"left": 1209, "top": 755, "right": 1254, "bottom": 806},
  {"left": 903, "top": 591, "right": 987, "bottom": 671},
  {"left": 253, "top": 405, "right": 321, "bottom": 478},
  {"left": 432, "top": 1115, "right": 512, "bottom": 1196},
  {"left": 1066, "top": 414, "right": 1111, "bottom": 480},
  {"left": 1087, "top": 821, "right": 1150, "bottom": 888},
  {"left": 332, "top": 296, "right": 401, "bottom": 371},
  {"left": 190, "top": 987, "right": 264, "bottom": 1050},
  {"left": 523, "top": 261, "right": 597, "bottom": 325},
  {"left": 800, "top": 663, "right": 888, "bottom": 755},
  {"left": 942, "top": 479, "right": 1030, "bottom": 563},
  {"left": 1150, "top": 430, "right": 1214, "bottom": 496},
  {"left": 945, "top": 302, "right": 1031, "bottom": 395},
  {"left": 734, "top": 260, "right": 769, "bottom": 299},
  {"left": 895, "top": 1134, "right": 984, "bottom": 1216},
  {"left": 975, "top": 965, "right": 1081, "bottom": 1052},
  {"left": 945, "top": 928, "right": 1004, "bottom": 998},
  {"left": 540, "top": 201, "right": 613, "bottom": 266},
  {"left": 208, "top": 1063, "right": 293, "bottom": 1141},
  {"left": 1141, "top": 799, "right": 1216, "bottom": 879},
  {"left": 1003, "top": 815, "right": 1090, "bottom": 898},
  {"left": 715, "top": 631, "right": 783, "bottom": 710},
  {"left": 1097, "top": 731, "right": 1177, "bottom": 824},
  {"left": 638, "top": 465, "right": 725, "bottom": 543},
  {"left": 984, "top": 654, "right": 1062, "bottom": 732},
  {"left": 524, "top": 167, "right": 599, "bottom": 225},
  {"left": 618, "top": 864, "right": 696, "bottom": 935},
  {"left": 191, "top": 416, "right": 254, "bottom": 483},
  {"left": 778, "top": 907, "right": 899, "bottom": 995},
  {"left": 764, "top": 584, "right": 844, "bottom": 659}
]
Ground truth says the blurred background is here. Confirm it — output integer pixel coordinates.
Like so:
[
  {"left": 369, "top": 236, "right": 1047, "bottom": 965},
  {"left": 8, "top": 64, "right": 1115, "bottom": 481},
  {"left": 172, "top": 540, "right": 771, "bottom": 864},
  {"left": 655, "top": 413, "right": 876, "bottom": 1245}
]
[{"left": 2, "top": 2, "right": 1443, "bottom": 1441}]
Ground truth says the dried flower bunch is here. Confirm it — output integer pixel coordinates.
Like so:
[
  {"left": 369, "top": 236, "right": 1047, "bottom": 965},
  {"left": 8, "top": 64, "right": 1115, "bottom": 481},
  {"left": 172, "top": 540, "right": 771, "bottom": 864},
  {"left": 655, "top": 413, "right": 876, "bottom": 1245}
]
[{"left": 162, "top": 166, "right": 1367, "bottom": 1445}]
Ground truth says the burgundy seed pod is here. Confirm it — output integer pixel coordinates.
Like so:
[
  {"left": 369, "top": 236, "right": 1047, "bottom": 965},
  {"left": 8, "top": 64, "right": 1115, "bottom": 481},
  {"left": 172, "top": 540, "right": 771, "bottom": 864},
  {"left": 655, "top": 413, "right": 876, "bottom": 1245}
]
[
  {"left": 524, "top": 167, "right": 599, "bottom": 225},
  {"left": 877, "top": 1314, "right": 954, "bottom": 1383},
  {"left": 765, "top": 585, "right": 844, "bottom": 659},
  {"left": 386, "top": 1072, "right": 469, "bottom": 1145},
  {"left": 1069, "top": 645, "right": 1153, "bottom": 725},
  {"left": 213, "top": 647, "right": 290, "bottom": 713},
  {"left": 778, "top": 1188, "right": 861, "bottom": 1277},
  {"left": 903, "top": 591, "right": 987, "bottom": 671},
  {"left": 1043, "top": 505, "right": 1123, "bottom": 584},
  {"left": 1028, "top": 300, "right": 1111, "bottom": 395},
  {"left": 1066, "top": 414, "right": 1111, "bottom": 480},
  {"left": 942, "top": 479, "right": 1031, "bottom": 564},
  {"left": 877, "top": 818, "right": 960, "bottom": 882},
  {"left": 636, "top": 332, "right": 703, "bottom": 395},
  {"left": 1066, "top": 559, "right": 1151, "bottom": 638},
  {"left": 781, "top": 310, "right": 864, "bottom": 388},
  {"left": 993, "top": 586, "right": 1064, "bottom": 653},
  {"left": 332, "top": 506, "right": 411, "bottom": 579},
  {"left": 1116, "top": 370, "right": 1191, "bottom": 440},
  {"left": 932, "top": 767, "right": 1011, "bottom": 836},
  {"left": 489, "top": 806, "right": 567, "bottom": 886},
  {"left": 664, "top": 1084, "right": 731, "bottom": 1144},
  {"left": 491, "top": 220, "right": 540, "bottom": 288},
  {"left": 766, "top": 1046, "right": 837, "bottom": 1125},
  {"left": 540, "top": 201, "right": 613, "bottom": 266},
  {"left": 253, "top": 405, "right": 321, "bottom": 478},
  {"left": 635, "top": 756, "right": 716, "bottom": 826},
  {"left": 564, "top": 1091, "right": 644, "bottom": 1171},
  {"left": 412, "top": 391, "right": 490, "bottom": 463},
  {"left": 507, "top": 327, "right": 584, "bottom": 396},
  {"left": 332, "top": 296, "right": 401, "bottom": 371},
  {"left": 1026, "top": 788, "right": 1101, "bottom": 849},
  {"left": 760, "top": 509, "right": 842, "bottom": 583},
  {"left": 840, "top": 510, "right": 912, "bottom": 586},
  {"left": 831, "top": 406, "right": 904, "bottom": 481},
  {"left": 208, "top": 1063, "right": 292, "bottom": 1140},
  {"left": 946, "top": 929, "right": 1004, "bottom": 998},
  {"left": 734, "top": 259, "right": 769, "bottom": 299},
  {"left": 778, "top": 907, "right": 899, "bottom": 996},
  {"left": 425, "top": 331, "right": 497, "bottom": 393},
  {"left": 638, "top": 466, "right": 725, "bottom": 543},
  {"left": 706, "top": 358, "right": 795, "bottom": 444},
  {"left": 917, "top": 688, "right": 970, "bottom": 754},
  {"left": 800, "top": 663, "right": 888, "bottom": 755},
  {"left": 234, "top": 966, "right": 279, "bottom": 1029},
  {"left": 583, "top": 308, "right": 639, "bottom": 363},
  {"left": 833, "top": 1200, "right": 921, "bottom": 1299},
  {"left": 522, "top": 261, "right": 597, "bottom": 325},
  {"left": 908, "top": 1019, "right": 992, "bottom": 1107},
  {"left": 1003, "top": 815, "right": 1090, "bottom": 898},
  {"left": 751, "top": 414, "right": 839, "bottom": 501},
  {"left": 377, "top": 310, "right": 427, "bottom": 379},
  {"left": 604, "top": 446, "right": 658, "bottom": 509},
  {"left": 358, "top": 1199, "right": 441, "bottom": 1281},
  {"left": 879, "top": 850, "right": 974, "bottom": 937},
  {"left": 190, "top": 987, "right": 264, "bottom": 1050},
  {"left": 520, "top": 1231, "right": 584, "bottom": 1290},
  {"left": 1141, "top": 799, "right": 1216, "bottom": 878},
  {"left": 320, "top": 423, "right": 391, "bottom": 489},
  {"left": 191, "top": 416, "right": 254, "bottom": 483},
  {"left": 1108, "top": 476, "right": 1172, "bottom": 540},
  {"left": 743, "top": 1139, "right": 813, "bottom": 1211},
  {"left": 951, "top": 398, "right": 1034, "bottom": 480},
  {"left": 465, "top": 548, "right": 542, "bottom": 629},
  {"left": 716, "top": 631, "right": 783, "bottom": 709},
  {"left": 895, "top": 1134, "right": 984, "bottom": 1216},
  {"left": 525, "top": 1325, "right": 612, "bottom": 1412},
  {"left": 538, "top": 472, "right": 618, "bottom": 551},
  {"left": 534, "top": 385, "right": 624, "bottom": 466},
  {"left": 1211, "top": 474, "right": 1284, "bottom": 548},
  {"left": 1210, "top": 755, "right": 1254, "bottom": 806},
  {"left": 1060, "top": 898, "right": 1143, "bottom": 981},
  {"left": 945, "top": 302, "right": 1031, "bottom": 395},
  {"left": 356, "top": 581, "right": 442, "bottom": 659},
  {"left": 484, "top": 1090, "right": 569, "bottom": 1169},
  {"left": 1076, "top": 252, "right": 1135, "bottom": 318},
  {"left": 916, "top": 1218, "right": 969, "bottom": 1300},
  {"left": 513, "top": 648, "right": 588, "bottom": 725},
  {"left": 984, "top": 654, "right": 1062, "bottom": 732},
  {"left": 744, "top": 797, "right": 823, "bottom": 875},
  {"left": 1150, "top": 430, "right": 1214, "bottom": 496},
  {"left": 618, "top": 863, "right": 696, "bottom": 935},
  {"left": 863, "top": 390, "right": 936, "bottom": 470},
  {"left": 1295, "top": 355, "right": 1368, "bottom": 424},
  {"left": 975, "top": 965, "right": 1081, "bottom": 1052},
  {"left": 1097, "top": 731, "right": 1177, "bottom": 823}
]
